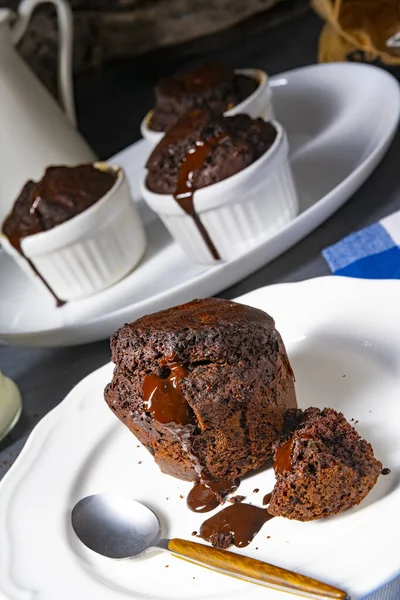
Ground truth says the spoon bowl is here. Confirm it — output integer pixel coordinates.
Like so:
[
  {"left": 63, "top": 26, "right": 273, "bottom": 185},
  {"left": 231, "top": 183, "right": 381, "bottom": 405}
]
[
  {"left": 71, "top": 493, "right": 348, "bottom": 600},
  {"left": 72, "top": 494, "right": 161, "bottom": 559}
]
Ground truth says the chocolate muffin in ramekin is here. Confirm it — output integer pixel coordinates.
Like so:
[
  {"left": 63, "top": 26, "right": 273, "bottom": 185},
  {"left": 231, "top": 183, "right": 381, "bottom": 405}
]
[
  {"left": 140, "top": 109, "right": 298, "bottom": 264},
  {"left": 1, "top": 163, "right": 147, "bottom": 304},
  {"left": 141, "top": 63, "right": 274, "bottom": 147}
]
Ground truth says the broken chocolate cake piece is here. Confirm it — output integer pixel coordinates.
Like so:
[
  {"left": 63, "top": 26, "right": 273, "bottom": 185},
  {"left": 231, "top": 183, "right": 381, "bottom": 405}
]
[{"left": 268, "top": 407, "right": 382, "bottom": 521}]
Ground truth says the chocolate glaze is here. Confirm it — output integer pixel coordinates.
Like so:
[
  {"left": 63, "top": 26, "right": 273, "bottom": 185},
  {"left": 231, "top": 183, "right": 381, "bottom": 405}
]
[
  {"left": 187, "top": 479, "right": 239, "bottom": 513},
  {"left": 142, "top": 364, "right": 190, "bottom": 426},
  {"left": 146, "top": 111, "right": 277, "bottom": 197},
  {"left": 174, "top": 133, "right": 226, "bottom": 260},
  {"left": 2, "top": 165, "right": 116, "bottom": 306},
  {"left": 200, "top": 503, "right": 274, "bottom": 548}
]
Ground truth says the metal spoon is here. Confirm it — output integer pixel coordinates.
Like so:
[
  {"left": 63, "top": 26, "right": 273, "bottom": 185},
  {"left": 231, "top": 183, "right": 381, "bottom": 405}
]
[{"left": 71, "top": 494, "right": 348, "bottom": 600}]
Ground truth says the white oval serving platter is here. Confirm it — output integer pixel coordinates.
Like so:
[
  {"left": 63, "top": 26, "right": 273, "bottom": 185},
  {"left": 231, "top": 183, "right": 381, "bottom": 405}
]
[{"left": 0, "top": 63, "right": 399, "bottom": 346}]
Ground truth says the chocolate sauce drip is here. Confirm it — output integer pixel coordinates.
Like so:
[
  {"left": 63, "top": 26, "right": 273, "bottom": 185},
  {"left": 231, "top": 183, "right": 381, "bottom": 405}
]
[
  {"left": 187, "top": 479, "right": 239, "bottom": 513},
  {"left": 262, "top": 492, "right": 272, "bottom": 506},
  {"left": 174, "top": 134, "right": 226, "bottom": 261},
  {"left": 2, "top": 181, "right": 65, "bottom": 306},
  {"left": 2, "top": 165, "right": 116, "bottom": 307},
  {"left": 142, "top": 364, "right": 190, "bottom": 426},
  {"left": 26, "top": 256, "right": 66, "bottom": 307},
  {"left": 381, "top": 468, "right": 391, "bottom": 475},
  {"left": 200, "top": 503, "right": 274, "bottom": 548}
]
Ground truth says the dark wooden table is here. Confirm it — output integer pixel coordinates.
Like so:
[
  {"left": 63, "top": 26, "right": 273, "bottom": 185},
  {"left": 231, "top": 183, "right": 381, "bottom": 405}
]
[{"left": 0, "top": 10, "right": 399, "bottom": 598}]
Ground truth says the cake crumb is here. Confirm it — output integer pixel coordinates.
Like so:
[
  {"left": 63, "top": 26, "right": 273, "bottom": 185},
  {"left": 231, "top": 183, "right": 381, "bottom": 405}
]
[
  {"left": 267, "top": 536, "right": 271, "bottom": 539},
  {"left": 192, "top": 531, "right": 198, "bottom": 536},
  {"left": 165, "top": 565, "right": 169, "bottom": 568},
  {"left": 138, "top": 461, "right": 142, "bottom": 464},
  {"left": 253, "top": 488, "right": 259, "bottom": 493},
  {"left": 342, "top": 374, "right": 346, "bottom": 378},
  {"left": 229, "top": 495, "right": 245, "bottom": 504},
  {"left": 209, "top": 532, "right": 232, "bottom": 549},
  {"left": 180, "top": 494, "right": 184, "bottom": 499}
]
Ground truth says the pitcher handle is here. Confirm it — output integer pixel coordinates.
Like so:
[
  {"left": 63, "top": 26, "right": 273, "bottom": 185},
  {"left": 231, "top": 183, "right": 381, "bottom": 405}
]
[{"left": 11, "top": 0, "right": 76, "bottom": 127}]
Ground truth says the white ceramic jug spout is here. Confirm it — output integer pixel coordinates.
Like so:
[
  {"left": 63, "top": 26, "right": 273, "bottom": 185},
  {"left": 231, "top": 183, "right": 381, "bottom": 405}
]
[{"left": 0, "top": 0, "right": 97, "bottom": 224}]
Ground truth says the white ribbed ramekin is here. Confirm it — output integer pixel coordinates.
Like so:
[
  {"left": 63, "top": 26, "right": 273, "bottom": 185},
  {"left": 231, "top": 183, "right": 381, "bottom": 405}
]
[
  {"left": 140, "top": 68, "right": 274, "bottom": 147},
  {"left": 140, "top": 121, "right": 298, "bottom": 265},
  {"left": 1, "top": 164, "right": 147, "bottom": 302}
]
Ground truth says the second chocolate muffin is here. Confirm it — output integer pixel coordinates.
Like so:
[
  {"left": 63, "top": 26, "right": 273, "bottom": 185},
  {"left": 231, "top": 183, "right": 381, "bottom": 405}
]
[
  {"left": 104, "top": 298, "right": 297, "bottom": 482},
  {"left": 149, "top": 63, "right": 258, "bottom": 132},
  {"left": 145, "top": 109, "right": 277, "bottom": 196}
]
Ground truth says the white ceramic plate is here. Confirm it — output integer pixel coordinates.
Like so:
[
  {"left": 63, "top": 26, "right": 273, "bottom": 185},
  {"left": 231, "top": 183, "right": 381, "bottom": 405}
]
[
  {"left": 1, "top": 63, "right": 399, "bottom": 347},
  {"left": 1, "top": 277, "right": 400, "bottom": 600}
]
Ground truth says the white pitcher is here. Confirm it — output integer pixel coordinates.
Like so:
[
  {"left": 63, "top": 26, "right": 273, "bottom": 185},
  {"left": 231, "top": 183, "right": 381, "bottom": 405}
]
[{"left": 0, "top": 0, "right": 97, "bottom": 223}]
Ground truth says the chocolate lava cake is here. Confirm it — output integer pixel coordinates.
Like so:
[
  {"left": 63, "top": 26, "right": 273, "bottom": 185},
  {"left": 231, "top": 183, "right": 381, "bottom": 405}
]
[
  {"left": 268, "top": 407, "right": 382, "bottom": 521},
  {"left": 2, "top": 164, "right": 116, "bottom": 242},
  {"left": 145, "top": 109, "right": 277, "bottom": 195},
  {"left": 149, "top": 63, "right": 258, "bottom": 132},
  {"left": 104, "top": 298, "right": 297, "bottom": 482}
]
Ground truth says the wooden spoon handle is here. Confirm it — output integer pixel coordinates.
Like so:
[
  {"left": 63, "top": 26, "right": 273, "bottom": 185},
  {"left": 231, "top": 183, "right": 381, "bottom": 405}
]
[{"left": 168, "top": 538, "right": 348, "bottom": 599}]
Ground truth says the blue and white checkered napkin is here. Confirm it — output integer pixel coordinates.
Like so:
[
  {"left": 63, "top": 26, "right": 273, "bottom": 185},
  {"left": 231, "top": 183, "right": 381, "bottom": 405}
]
[{"left": 322, "top": 210, "right": 400, "bottom": 279}]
